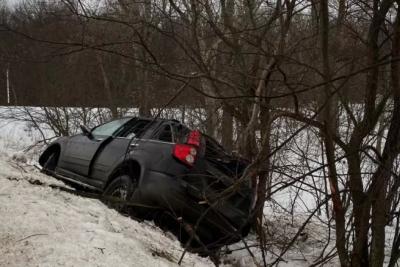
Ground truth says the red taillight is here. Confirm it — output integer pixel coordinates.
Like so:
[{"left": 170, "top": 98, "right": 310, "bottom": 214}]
[
  {"left": 173, "top": 144, "right": 197, "bottom": 167},
  {"left": 187, "top": 130, "right": 201, "bottom": 147}
]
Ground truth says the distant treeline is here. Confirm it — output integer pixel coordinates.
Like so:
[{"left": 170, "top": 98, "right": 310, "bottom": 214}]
[{"left": 0, "top": 0, "right": 369, "bottom": 110}]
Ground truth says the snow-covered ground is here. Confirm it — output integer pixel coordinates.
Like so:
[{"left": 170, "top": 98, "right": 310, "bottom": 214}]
[
  {"left": 0, "top": 153, "right": 334, "bottom": 267},
  {"left": 0, "top": 152, "right": 217, "bottom": 267}
]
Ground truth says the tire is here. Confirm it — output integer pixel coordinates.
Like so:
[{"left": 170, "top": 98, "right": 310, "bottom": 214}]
[
  {"left": 42, "top": 152, "right": 58, "bottom": 173},
  {"left": 102, "top": 175, "right": 137, "bottom": 215}
]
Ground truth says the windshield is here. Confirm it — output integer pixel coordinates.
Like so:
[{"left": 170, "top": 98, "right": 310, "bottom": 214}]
[{"left": 91, "top": 118, "right": 131, "bottom": 137}]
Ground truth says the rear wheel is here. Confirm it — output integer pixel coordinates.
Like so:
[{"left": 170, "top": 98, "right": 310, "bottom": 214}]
[{"left": 102, "top": 175, "right": 137, "bottom": 215}]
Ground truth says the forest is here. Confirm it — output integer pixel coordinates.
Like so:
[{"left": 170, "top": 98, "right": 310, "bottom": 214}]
[{"left": 1, "top": 0, "right": 400, "bottom": 266}]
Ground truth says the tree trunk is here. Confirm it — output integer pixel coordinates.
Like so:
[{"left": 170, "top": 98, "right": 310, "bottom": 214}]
[
  {"left": 221, "top": 106, "right": 233, "bottom": 153},
  {"left": 96, "top": 54, "right": 118, "bottom": 119},
  {"left": 205, "top": 98, "right": 218, "bottom": 138},
  {"left": 370, "top": 10, "right": 400, "bottom": 266},
  {"left": 319, "top": 0, "right": 349, "bottom": 264}
]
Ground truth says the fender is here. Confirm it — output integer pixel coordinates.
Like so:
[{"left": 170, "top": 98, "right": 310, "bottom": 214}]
[
  {"left": 38, "top": 137, "right": 68, "bottom": 166},
  {"left": 104, "top": 153, "right": 147, "bottom": 190}
]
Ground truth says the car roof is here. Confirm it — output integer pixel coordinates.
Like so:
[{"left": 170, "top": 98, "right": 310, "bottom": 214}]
[{"left": 123, "top": 116, "right": 180, "bottom": 124}]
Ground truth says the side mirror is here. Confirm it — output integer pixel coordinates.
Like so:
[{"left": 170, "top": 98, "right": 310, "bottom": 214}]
[{"left": 80, "top": 125, "right": 93, "bottom": 139}]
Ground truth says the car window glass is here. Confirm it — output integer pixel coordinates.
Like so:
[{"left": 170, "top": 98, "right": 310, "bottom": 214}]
[
  {"left": 91, "top": 118, "right": 131, "bottom": 137},
  {"left": 117, "top": 119, "right": 151, "bottom": 139},
  {"left": 172, "top": 123, "right": 189, "bottom": 143},
  {"left": 153, "top": 125, "right": 173, "bottom": 142}
]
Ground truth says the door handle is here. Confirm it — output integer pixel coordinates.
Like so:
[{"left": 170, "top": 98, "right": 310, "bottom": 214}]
[{"left": 130, "top": 143, "right": 139, "bottom": 148}]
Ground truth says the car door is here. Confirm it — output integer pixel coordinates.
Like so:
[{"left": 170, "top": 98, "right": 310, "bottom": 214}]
[
  {"left": 139, "top": 122, "right": 177, "bottom": 173},
  {"left": 59, "top": 118, "right": 132, "bottom": 177},
  {"left": 89, "top": 119, "right": 153, "bottom": 182}
]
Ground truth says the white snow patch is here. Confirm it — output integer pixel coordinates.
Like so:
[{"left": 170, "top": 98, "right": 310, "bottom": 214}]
[{"left": 0, "top": 153, "right": 214, "bottom": 267}]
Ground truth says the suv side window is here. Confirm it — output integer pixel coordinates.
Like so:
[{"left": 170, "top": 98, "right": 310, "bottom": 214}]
[
  {"left": 152, "top": 124, "right": 173, "bottom": 142},
  {"left": 171, "top": 123, "right": 190, "bottom": 143},
  {"left": 159, "top": 125, "right": 173, "bottom": 142},
  {"left": 116, "top": 119, "right": 151, "bottom": 139}
]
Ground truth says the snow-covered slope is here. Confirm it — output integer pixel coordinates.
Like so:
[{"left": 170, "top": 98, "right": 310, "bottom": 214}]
[
  {"left": 0, "top": 153, "right": 214, "bottom": 267},
  {"left": 0, "top": 108, "right": 338, "bottom": 267}
]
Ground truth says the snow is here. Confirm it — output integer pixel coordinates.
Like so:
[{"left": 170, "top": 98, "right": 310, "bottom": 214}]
[
  {"left": 0, "top": 154, "right": 333, "bottom": 267},
  {"left": 0, "top": 153, "right": 215, "bottom": 267}
]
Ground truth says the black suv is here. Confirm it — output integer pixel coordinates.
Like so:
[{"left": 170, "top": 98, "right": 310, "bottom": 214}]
[{"left": 39, "top": 117, "right": 254, "bottom": 251}]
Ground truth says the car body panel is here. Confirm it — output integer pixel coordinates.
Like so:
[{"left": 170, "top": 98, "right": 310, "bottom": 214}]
[
  {"left": 90, "top": 137, "right": 132, "bottom": 181},
  {"left": 58, "top": 134, "right": 108, "bottom": 176}
]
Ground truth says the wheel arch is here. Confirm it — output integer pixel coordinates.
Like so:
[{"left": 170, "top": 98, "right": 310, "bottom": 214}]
[
  {"left": 39, "top": 144, "right": 61, "bottom": 167},
  {"left": 105, "top": 160, "right": 142, "bottom": 190}
]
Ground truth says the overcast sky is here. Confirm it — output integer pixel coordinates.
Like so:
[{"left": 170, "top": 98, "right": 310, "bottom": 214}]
[
  {"left": 4, "top": 0, "right": 22, "bottom": 7},
  {"left": 4, "top": 0, "right": 104, "bottom": 10}
]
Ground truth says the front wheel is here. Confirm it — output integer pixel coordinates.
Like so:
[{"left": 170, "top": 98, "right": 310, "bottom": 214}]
[{"left": 102, "top": 175, "right": 136, "bottom": 215}]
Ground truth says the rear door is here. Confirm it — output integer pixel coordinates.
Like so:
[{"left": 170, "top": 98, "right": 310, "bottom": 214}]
[
  {"left": 138, "top": 122, "right": 177, "bottom": 173},
  {"left": 89, "top": 119, "right": 153, "bottom": 181},
  {"left": 59, "top": 118, "right": 131, "bottom": 177}
]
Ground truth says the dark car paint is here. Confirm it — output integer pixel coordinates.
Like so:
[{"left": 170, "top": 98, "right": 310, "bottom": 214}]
[{"left": 39, "top": 117, "right": 253, "bottom": 245}]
